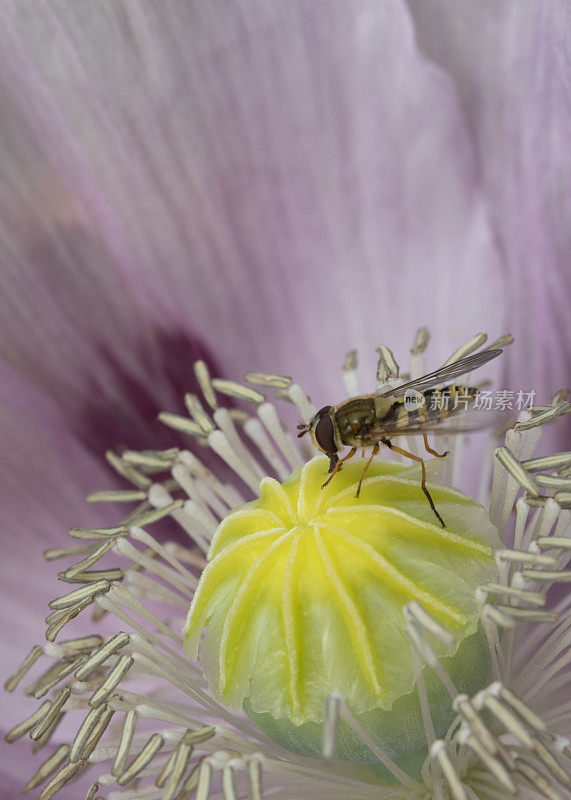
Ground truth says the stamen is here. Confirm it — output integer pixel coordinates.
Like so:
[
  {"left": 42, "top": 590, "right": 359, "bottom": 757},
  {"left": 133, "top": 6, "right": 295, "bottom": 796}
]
[
  {"left": 158, "top": 411, "right": 205, "bottom": 439},
  {"left": 4, "top": 700, "right": 52, "bottom": 742},
  {"left": 89, "top": 654, "right": 134, "bottom": 708},
  {"left": 535, "top": 475, "right": 571, "bottom": 489},
  {"left": 29, "top": 655, "right": 88, "bottom": 699},
  {"left": 322, "top": 693, "right": 341, "bottom": 759},
  {"left": 22, "top": 744, "right": 69, "bottom": 793},
  {"left": 520, "top": 568, "right": 571, "bottom": 583},
  {"left": 128, "top": 499, "right": 184, "bottom": 528},
  {"left": 411, "top": 327, "right": 430, "bottom": 355},
  {"left": 106, "top": 450, "right": 152, "bottom": 489},
  {"left": 211, "top": 378, "right": 265, "bottom": 405},
  {"left": 537, "top": 537, "right": 571, "bottom": 550},
  {"left": 375, "top": 344, "right": 400, "bottom": 381},
  {"left": 411, "top": 645, "right": 437, "bottom": 746},
  {"left": 82, "top": 706, "right": 116, "bottom": 761},
  {"left": 75, "top": 632, "right": 131, "bottom": 681},
  {"left": 70, "top": 704, "right": 110, "bottom": 762},
  {"left": 482, "top": 694, "right": 533, "bottom": 746},
  {"left": 46, "top": 597, "right": 95, "bottom": 641},
  {"left": 404, "top": 601, "right": 456, "bottom": 646},
  {"left": 4, "top": 644, "right": 43, "bottom": 691},
  {"left": 523, "top": 453, "right": 571, "bottom": 474},
  {"left": 122, "top": 449, "right": 179, "bottom": 470},
  {"left": 87, "top": 490, "right": 147, "bottom": 503},
  {"left": 496, "top": 549, "right": 557, "bottom": 566},
  {"left": 178, "top": 450, "right": 244, "bottom": 506},
  {"left": 84, "top": 783, "right": 100, "bottom": 800},
  {"left": 530, "top": 738, "right": 571, "bottom": 788},
  {"left": 430, "top": 741, "right": 467, "bottom": 800},
  {"left": 486, "top": 334, "right": 514, "bottom": 350},
  {"left": 61, "top": 540, "right": 116, "bottom": 578},
  {"left": 245, "top": 372, "right": 292, "bottom": 389},
  {"left": 404, "top": 623, "right": 457, "bottom": 699},
  {"left": 99, "top": 584, "right": 184, "bottom": 646},
  {"left": 342, "top": 350, "right": 360, "bottom": 396},
  {"left": 69, "top": 525, "right": 128, "bottom": 541},
  {"left": 453, "top": 695, "right": 498, "bottom": 755},
  {"left": 515, "top": 759, "right": 563, "bottom": 800},
  {"left": 117, "top": 733, "right": 165, "bottom": 785},
  {"left": 495, "top": 447, "right": 540, "bottom": 496},
  {"left": 554, "top": 490, "right": 571, "bottom": 508},
  {"left": 185, "top": 394, "right": 216, "bottom": 435},
  {"left": 462, "top": 734, "right": 517, "bottom": 794},
  {"left": 242, "top": 418, "right": 290, "bottom": 480},
  {"left": 44, "top": 544, "right": 98, "bottom": 561},
  {"left": 338, "top": 698, "right": 418, "bottom": 788},
  {"left": 173, "top": 759, "right": 202, "bottom": 800},
  {"left": 112, "top": 710, "right": 138, "bottom": 777},
  {"left": 257, "top": 402, "right": 302, "bottom": 470},
  {"left": 479, "top": 583, "right": 546, "bottom": 606},
  {"left": 30, "top": 686, "right": 71, "bottom": 740},
  {"left": 213, "top": 408, "right": 266, "bottom": 480},
  {"left": 49, "top": 580, "right": 112, "bottom": 611},
  {"left": 481, "top": 604, "right": 516, "bottom": 630},
  {"left": 222, "top": 763, "right": 238, "bottom": 800},
  {"left": 287, "top": 384, "right": 316, "bottom": 423},
  {"left": 443, "top": 333, "right": 487, "bottom": 366},
  {"left": 115, "top": 538, "right": 194, "bottom": 596},
  {"left": 516, "top": 401, "right": 571, "bottom": 430},
  {"left": 58, "top": 568, "right": 124, "bottom": 584},
  {"left": 161, "top": 737, "right": 193, "bottom": 800},
  {"left": 248, "top": 758, "right": 264, "bottom": 800},
  {"left": 194, "top": 360, "right": 218, "bottom": 409},
  {"left": 38, "top": 759, "right": 86, "bottom": 800},
  {"left": 207, "top": 429, "right": 260, "bottom": 492},
  {"left": 130, "top": 527, "right": 198, "bottom": 582}
]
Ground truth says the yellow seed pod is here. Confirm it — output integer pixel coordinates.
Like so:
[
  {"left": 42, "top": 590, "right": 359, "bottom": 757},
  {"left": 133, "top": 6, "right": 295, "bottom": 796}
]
[{"left": 184, "top": 456, "right": 500, "bottom": 770}]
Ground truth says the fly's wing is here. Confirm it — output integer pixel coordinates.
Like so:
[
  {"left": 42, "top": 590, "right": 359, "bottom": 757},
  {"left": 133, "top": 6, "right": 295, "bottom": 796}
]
[
  {"left": 368, "top": 401, "right": 510, "bottom": 438},
  {"left": 376, "top": 348, "right": 503, "bottom": 399}
]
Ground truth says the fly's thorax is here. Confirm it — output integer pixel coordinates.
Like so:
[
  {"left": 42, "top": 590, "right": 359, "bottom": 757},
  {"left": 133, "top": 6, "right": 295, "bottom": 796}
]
[{"left": 334, "top": 395, "right": 377, "bottom": 448}]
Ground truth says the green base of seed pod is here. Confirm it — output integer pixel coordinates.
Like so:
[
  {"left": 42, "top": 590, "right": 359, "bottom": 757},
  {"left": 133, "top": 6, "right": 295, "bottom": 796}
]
[{"left": 244, "top": 625, "right": 489, "bottom": 777}]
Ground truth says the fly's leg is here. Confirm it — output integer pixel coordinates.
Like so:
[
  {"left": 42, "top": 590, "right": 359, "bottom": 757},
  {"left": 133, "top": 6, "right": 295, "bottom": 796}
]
[
  {"left": 381, "top": 437, "right": 445, "bottom": 528},
  {"left": 355, "top": 443, "right": 380, "bottom": 498},
  {"left": 422, "top": 433, "right": 448, "bottom": 459},
  {"left": 321, "top": 448, "right": 357, "bottom": 490}
]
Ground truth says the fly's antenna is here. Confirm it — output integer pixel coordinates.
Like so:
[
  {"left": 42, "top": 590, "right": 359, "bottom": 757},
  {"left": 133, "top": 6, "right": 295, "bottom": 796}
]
[{"left": 297, "top": 422, "right": 310, "bottom": 438}]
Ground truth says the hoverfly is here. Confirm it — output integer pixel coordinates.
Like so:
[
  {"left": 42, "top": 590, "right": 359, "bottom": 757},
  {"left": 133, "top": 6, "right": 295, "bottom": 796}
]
[{"left": 297, "top": 348, "right": 503, "bottom": 528}]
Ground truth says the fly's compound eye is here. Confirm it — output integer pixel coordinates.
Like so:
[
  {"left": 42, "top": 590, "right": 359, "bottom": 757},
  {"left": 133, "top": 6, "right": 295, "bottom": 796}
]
[{"left": 314, "top": 407, "right": 337, "bottom": 454}]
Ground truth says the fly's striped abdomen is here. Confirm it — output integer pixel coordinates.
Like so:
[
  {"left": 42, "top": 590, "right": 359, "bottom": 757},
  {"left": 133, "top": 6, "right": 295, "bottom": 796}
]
[
  {"left": 376, "top": 384, "right": 478, "bottom": 435},
  {"left": 423, "top": 384, "right": 478, "bottom": 421}
]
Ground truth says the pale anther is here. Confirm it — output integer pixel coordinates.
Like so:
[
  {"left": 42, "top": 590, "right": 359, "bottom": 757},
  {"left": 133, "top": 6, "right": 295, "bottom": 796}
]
[
  {"left": 89, "top": 654, "right": 134, "bottom": 708},
  {"left": 376, "top": 344, "right": 400, "bottom": 381},
  {"left": 22, "top": 744, "right": 69, "bottom": 793},
  {"left": 117, "top": 732, "right": 165, "bottom": 785},
  {"left": 211, "top": 377, "right": 266, "bottom": 405},
  {"left": 75, "top": 632, "right": 130, "bottom": 681},
  {"left": 158, "top": 411, "right": 205, "bottom": 438},
  {"left": 185, "top": 393, "right": 215, "bottom": 434},
  {"left": 444, "top": 332, "right": 487, "bottom": 366},
  {"left": 495, "top": 447, "right": 540, "bottom": 495},
  {"left": 193, "top": 360, "right": 218, "bottom": 409},
  {"left": 30, "top": 686, "right": 71, "bottom": 741},
  {"left": 4, "top": 644, "right": 43, "bottom": 692},
  {"left": 245, "top": 371, "right": 292, "bottom": 389}
]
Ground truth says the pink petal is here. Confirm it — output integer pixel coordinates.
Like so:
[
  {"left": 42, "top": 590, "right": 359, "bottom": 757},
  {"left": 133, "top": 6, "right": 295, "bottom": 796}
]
[
  {"left": 0, "top": 365, "right": 117, "bottom": 726},
  {"left": 0, "top": 0, "right": 505, "bottom": 407},
  {"left": 407, "top": 0, "right": 571, "bottom": 446}
]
